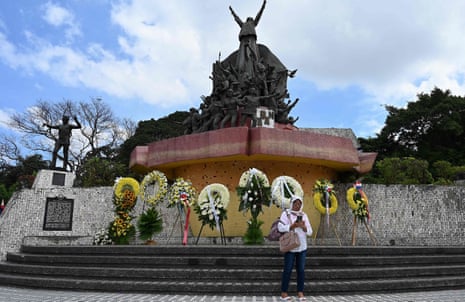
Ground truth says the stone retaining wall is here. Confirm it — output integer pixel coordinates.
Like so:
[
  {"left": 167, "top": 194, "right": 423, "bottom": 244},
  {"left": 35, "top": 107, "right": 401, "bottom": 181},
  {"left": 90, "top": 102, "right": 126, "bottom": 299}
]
[
  {"left": 0, "top": 183, "right": 464, "bottom": 260},
  {"left": 324, "top": 184, "right": 465, "bottom": 246}
]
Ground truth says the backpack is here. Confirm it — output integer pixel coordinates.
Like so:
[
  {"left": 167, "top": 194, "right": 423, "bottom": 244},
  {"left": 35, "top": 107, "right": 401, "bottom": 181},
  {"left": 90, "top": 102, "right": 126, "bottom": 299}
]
[{"left": 267, "top": 218, "right": 284, "bottom": 241}]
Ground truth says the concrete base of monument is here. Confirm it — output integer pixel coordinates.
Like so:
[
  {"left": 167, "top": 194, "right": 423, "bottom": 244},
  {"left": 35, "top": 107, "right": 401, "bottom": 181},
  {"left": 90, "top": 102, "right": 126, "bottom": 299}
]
[
  {"left": 129, "top": 126, "right": 377, "bottom": 238},
  {"left": 32, "top": 169, "right": 76, "bottom": 189}
]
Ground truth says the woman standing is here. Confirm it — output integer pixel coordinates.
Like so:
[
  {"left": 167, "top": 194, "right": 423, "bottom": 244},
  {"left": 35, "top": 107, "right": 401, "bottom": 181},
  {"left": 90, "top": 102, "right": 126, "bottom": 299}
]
[{"left": 278, "top": 196, "right": 313, "bottom": 301}]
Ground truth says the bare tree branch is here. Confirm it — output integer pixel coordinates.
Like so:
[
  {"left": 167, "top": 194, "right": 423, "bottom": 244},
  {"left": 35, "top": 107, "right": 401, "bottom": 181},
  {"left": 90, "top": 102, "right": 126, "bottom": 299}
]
[
  {"left": 0, "top": 134, "right": 21, "bottom": 163},
  {"left": 7, "top": 98, "right": 134, "bottom": 171}
]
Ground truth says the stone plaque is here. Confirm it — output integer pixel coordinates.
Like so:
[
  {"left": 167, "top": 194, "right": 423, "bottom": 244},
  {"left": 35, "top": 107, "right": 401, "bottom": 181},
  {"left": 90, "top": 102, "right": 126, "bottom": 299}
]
[
  {"left": 43, "top": 197, "right": 74, "bottom": 231},
  {"left": 52, "top": 172, "right": 66, "bottom": 186}
]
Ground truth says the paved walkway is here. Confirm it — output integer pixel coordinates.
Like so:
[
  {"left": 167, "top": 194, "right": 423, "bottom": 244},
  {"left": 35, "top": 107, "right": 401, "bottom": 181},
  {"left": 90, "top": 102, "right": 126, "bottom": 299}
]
[{"left": 1, "top": 286, "right": 465, "bottom": 302}]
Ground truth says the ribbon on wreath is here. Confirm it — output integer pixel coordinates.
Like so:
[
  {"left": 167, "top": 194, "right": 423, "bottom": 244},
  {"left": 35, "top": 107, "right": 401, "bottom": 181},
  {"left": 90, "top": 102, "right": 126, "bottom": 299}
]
[
  {"left": 324, "top": 186, "right": 331, "bottom": 226},
  {"left": 180, "top": 192, "right": 191, "bottom": 245},
  {"left": 355, "top": 181, "right": 370, "bottom": 222},
  {"left": 207, "top": 186, "right": 220, "bottom": 231},
  {"left": 271, "top": 176, "right": 294, "bottom": 209},
  {"left": 241, "top": 168, "right": 264, "bottom": 213}
]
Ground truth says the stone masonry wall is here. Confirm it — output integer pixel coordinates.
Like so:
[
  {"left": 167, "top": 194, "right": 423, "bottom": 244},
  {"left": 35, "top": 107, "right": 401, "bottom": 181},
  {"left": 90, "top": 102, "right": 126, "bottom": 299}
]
[
  {"left": 319, "top": 184, "right": 465, "bottom": 246},
  {"left": 1, "top": 183, "right": 464, "bottom": 260}
]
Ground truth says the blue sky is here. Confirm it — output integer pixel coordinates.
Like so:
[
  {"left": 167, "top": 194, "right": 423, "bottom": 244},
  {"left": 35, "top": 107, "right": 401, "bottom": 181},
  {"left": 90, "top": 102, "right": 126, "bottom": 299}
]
[{"left": 2, "top": 0, "right": 465, "bottom": 154}]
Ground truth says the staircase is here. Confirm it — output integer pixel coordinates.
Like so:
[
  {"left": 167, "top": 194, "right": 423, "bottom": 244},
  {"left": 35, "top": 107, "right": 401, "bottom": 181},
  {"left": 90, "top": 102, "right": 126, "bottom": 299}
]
[{"left": 0, "top": 245, "right": 465, "bottom": 295}]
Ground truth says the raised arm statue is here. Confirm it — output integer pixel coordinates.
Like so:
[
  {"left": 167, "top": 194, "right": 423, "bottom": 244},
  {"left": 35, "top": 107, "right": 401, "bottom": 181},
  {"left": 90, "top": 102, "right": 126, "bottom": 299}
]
[
  {"left": 229, "top": 0, "right": 266, "bottom": 41},
  {"left": 43, "top": 115, "right": 81, "bottom": 171},
  {"left": 228, "top": 0, "right": 267, "bottom": 78}
]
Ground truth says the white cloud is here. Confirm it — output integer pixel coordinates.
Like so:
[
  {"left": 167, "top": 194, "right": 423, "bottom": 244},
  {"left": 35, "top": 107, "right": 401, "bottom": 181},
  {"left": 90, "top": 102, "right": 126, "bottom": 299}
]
[
  {"left": 42, "top": 2, "right": 72, "bottom": 26},
  {"left": 0, "top": 32, "right": 17, "bottom": 67},
  {"left": 260, "top": 1, "right": 465, "bottom": 93},
  {"left": 41, "top": 2, "right": 81, "bottom": 42},
  {"left": 2, "top": 0, "right": 465, "bottom": 135}
]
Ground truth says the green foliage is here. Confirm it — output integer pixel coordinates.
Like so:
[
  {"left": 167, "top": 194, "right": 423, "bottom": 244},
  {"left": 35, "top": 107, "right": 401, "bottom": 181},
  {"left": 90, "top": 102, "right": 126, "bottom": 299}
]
[
  {"left": 431, "top": 161, "right": 455, "bottom": 184},
  {"left": 370, "top": 157, "right": 433, "bottom": 184},
  {"left": 236, "top": 175, "right": 272, "bottom": 219},
  {"left": 453, "top": 165, "right": 465, "bottom": 180},
  {"left": 77, "top": 157, "right": 128, "bottom": 187},
  {"left": 359, "top": 87, "right": 465, "bottom": 184},
  {"left": 0, "top": 154, "right": 48, "bottom": 192},
  {"left": 137, "top": 208, "right": 163, "bottom": 241},
  {"left": 109, "top": 223, "right": 136, "bottom": 245},
  {"left": 118, "top": 111, "right": 189, "bottom": 166},
  {"left": 243, "top": 218, "right": 265, "bottom": 245},
  {"left": 352, "top": 198, "right": 368, "bottom": 221},
  {"left": 0, "top": 184, "right": 14, "bottom": 205},
  {"left": 363, "top": 88, "right": 465, "bottom": 164}
]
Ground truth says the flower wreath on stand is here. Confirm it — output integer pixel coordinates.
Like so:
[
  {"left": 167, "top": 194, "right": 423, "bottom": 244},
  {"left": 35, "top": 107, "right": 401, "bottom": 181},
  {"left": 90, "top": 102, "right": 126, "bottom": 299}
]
[
  {"left": 271, "top": 176, "right": 304, "bottom": 209},
  {"left": 108, "top": 177, "right": 139, "bottom": 244},
  {"left": 346, "top": 181, "right": 369, "bottom": 222},
  {"left": 140, "top": 170, "right": 168, "bottom": 205},
  {"left": 168, "top": 178, "right": 197, "bottom": 245},
  {"left": 137, "top": 170, "right": 168, "bottom": 244},
  {"left": 236, "top": 168, "right": 272, "bottom": 245},
  {"left": 346, "top": 181, "right": 377, "bottom": 246},
  {"left": 195, "top": 183, "right": 229, "bottom": 238},
  {"left": 313, "top": 179, "right": 338, "bottom": 225}
]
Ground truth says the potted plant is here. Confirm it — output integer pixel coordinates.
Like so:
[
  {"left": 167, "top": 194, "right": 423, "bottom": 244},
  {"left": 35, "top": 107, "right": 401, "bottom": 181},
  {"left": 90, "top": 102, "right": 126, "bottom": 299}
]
[{"left": 137, "top": 207, "right": 163, "bottom": 245}]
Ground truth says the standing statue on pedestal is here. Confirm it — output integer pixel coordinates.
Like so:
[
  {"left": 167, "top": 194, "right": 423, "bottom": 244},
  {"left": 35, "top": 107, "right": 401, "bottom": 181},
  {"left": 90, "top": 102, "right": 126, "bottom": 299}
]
[{"left": 43, "top": 115, "right": 82, "bottom": 170}]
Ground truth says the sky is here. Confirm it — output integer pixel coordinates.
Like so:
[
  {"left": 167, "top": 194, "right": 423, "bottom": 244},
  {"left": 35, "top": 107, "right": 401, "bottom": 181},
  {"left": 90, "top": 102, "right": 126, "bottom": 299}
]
[{"left": 2, "top": 0, "right": 465, "bottom": 152}]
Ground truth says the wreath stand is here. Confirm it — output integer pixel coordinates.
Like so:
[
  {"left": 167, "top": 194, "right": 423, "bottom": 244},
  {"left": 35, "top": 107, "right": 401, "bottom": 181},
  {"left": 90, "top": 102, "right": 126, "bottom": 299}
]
[
  {"left": 314, "top": 214, "right": 342, "bottom": 246},
  {"left": 195, "top": 222, "right": 226, "bottom": 245},
  {"left": 167, "top": 204, "right": 191, "bottom": 244},
  {"left": 351, "top": 216, "right": 378, "bottom": 246}
]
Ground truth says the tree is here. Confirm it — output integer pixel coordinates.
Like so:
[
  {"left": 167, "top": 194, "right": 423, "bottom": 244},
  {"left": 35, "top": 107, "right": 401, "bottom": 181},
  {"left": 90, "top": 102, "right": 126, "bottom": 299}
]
[
  {"left": 0, "top": 183, "right": 13, "bottom": 205},
  {"left": 8, "top": 98, "right": 134, "bottom": 172},
  {"left": 365, "top": 157, "right": 433, "bottom": 184},
  {"left": 76, "top": 157, "right": 127, "bottom": 187},
  {"left": 0, "top": 134, "right": 22, "bottom": 166},
  {"left": 360, "top": 88, "right": 465, "bottom": 165},
  {"left": 431, "top": 160, "right": 455, "bottom": 183},
  {"left": 117, "top": 111, "right": 189, "bottom": 166},
  {"left": 0, "top": 154, "right": 48, "bottom": 203}
]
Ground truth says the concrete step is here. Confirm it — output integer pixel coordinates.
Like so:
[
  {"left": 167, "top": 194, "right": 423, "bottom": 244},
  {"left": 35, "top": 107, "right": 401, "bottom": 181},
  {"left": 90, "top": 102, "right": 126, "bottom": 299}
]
[
  {"left": 0, "top": 245, "right": 464, "bottom": 295},
  {"left": 1, "top": 262, "right": 465, "bottom": 281},
  {"left": 18, "top": 245, "right": 465, "bottom": 256},
  {"left": 0, "top": 272, "right": 465, "bottom": 295}
]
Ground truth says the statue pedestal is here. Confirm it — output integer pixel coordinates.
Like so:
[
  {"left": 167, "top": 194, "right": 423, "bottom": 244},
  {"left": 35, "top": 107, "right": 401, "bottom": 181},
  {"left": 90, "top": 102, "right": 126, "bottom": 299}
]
[
  {"left": 130, "top": 127, "right": 377, "bottom": 237},
  {"left": 32, "top": 169, "right": 75, "bottom": 189}
]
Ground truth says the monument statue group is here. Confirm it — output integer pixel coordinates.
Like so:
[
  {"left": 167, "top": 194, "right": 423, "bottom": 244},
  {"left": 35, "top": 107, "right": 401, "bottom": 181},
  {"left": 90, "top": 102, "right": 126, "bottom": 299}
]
[{"left": 183, "top": 0, "right": 299, "bottom": 134}]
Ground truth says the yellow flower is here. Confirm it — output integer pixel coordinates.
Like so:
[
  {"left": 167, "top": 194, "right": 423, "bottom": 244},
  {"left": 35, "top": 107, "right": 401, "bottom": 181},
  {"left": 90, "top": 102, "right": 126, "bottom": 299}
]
[
  {"left": 312, "top": 179, "right": 338, "bottom": 215},
  {"left": 114, "top": 177, "right": 140, "bottom": 200},
  {"left": 168, "top": 178, "right": 197, "bottom": 208},
  {"left": 140, "top": 170, "right": 168, "bottom": 205}
]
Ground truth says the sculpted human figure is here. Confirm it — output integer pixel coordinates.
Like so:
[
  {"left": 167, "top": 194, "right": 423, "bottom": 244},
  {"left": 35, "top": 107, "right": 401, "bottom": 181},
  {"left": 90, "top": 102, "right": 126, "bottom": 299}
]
[
  {"left": 194, "top": 1, "right": 298, "bottom": 132},
  {"left": 220, "top": 89, "right": 241, "bottom": 128},
  {"left": 200, "top": 97, "right": 224, "bottom": 131},
  {"left": 229, "top": 0, "right": 266, "bottom": 76},
  {"left": 43, "top": 115, "right": 81, "bottom": 170},
  {"left": 276, "top": 98, "right": 299, "bottom": 124},
  {"left": 239, "top": 87, "right": 278, "bottom": 127},
  {"left": 183, "top": 107, "right": 201, "bottom": 134}
]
